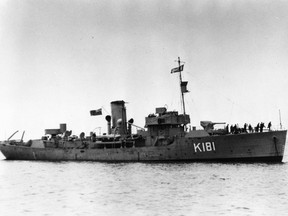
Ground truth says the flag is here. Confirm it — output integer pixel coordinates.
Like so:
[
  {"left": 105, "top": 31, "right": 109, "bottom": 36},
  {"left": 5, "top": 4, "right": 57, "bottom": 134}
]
[
  {"left": 181, "top": 81, "right": 189, "bottom": 93},
  {"left": 171, "top": 64, "right": 184, "bottom": 73},
  {"left": 90, "top": 108, "right": 102, "bottom": 116}
]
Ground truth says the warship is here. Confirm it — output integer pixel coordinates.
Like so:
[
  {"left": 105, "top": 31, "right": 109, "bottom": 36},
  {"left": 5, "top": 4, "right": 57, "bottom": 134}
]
[{"left": 0, "top": 58, "right": 286, "bottom": 162}]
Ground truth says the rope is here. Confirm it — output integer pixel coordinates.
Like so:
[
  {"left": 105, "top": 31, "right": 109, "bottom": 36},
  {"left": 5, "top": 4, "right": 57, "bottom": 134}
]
[
  {"left": 273, "top": 136, "right": 279, "bottom": 156},
  {"left": 185, "top": 73, "right": 264, "bottom": 121}
]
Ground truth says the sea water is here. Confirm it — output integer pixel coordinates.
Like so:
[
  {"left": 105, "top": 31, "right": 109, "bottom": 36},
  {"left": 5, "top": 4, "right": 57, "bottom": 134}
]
[{"left": 0, "top": 147, "right": 288, "bottom": 216}]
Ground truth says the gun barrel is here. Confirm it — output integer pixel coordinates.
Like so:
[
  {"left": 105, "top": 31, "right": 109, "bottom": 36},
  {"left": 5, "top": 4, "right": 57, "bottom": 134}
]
[{"left": 212, "top": 122, "right": 226, "bottom": 125}]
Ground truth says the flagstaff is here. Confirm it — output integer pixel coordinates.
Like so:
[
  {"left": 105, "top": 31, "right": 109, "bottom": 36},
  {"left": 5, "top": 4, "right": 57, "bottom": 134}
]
[
  {"left": 171, "top": 57, "right": 187, "bottom": 115},
  {"left": 178, "top": 57, "right": 186, "bottom": 115}
]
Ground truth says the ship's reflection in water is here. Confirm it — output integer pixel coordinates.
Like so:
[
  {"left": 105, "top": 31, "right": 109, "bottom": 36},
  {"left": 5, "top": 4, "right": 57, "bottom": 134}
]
[{"left": 0, "top": 149, "right": 288, "bottom": 216}]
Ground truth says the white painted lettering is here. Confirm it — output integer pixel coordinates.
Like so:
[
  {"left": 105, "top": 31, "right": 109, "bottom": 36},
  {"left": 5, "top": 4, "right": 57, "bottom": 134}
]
[
  {"left": 194, "top": 143, "right": 202, "bottom": 152},
  {"left": 206, "top": 142, "right": 212, "bottom": 151},
  {"left": 193, "top": 142, "right": 216, "bottom": 153}
]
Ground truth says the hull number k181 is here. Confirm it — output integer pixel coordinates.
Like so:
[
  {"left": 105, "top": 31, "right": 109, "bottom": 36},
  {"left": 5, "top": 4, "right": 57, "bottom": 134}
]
[{"left": 193, "top": 142, "right": 216, "bottom": 152}]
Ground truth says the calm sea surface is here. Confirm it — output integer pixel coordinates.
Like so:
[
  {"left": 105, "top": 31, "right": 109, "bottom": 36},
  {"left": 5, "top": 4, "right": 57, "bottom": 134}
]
[{"left": 1, "top": 146, "right": 288, "bottom": 216}]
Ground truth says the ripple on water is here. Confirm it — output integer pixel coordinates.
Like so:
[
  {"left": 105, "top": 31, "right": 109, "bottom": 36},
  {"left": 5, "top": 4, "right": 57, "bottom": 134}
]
[{"left": 0, "top": 152, "right": 288, "bottom": 215}]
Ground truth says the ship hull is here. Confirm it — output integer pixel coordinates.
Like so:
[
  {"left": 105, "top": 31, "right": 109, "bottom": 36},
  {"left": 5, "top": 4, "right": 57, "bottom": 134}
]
[{"left": 0, "top": 131, "right": 286, "bottom": 162}]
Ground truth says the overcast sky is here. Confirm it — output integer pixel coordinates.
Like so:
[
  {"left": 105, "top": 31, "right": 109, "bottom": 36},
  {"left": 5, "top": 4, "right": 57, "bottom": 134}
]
[{"left": 1, "top": 0, "right": 288, "bottom": 140}]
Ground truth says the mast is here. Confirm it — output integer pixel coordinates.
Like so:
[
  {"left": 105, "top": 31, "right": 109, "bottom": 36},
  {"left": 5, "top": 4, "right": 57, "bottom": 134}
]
[
  {"left": 178, "top": 57, "right": 186, "bottom": 115},
  {"left": 171, "top": 57, "right": 189, "bottom": 122}
]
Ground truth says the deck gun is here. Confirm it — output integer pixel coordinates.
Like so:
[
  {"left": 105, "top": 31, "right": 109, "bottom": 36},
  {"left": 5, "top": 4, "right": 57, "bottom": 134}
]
[{"left": 200, "top": 121, "right": 227, "bottom": 135}]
